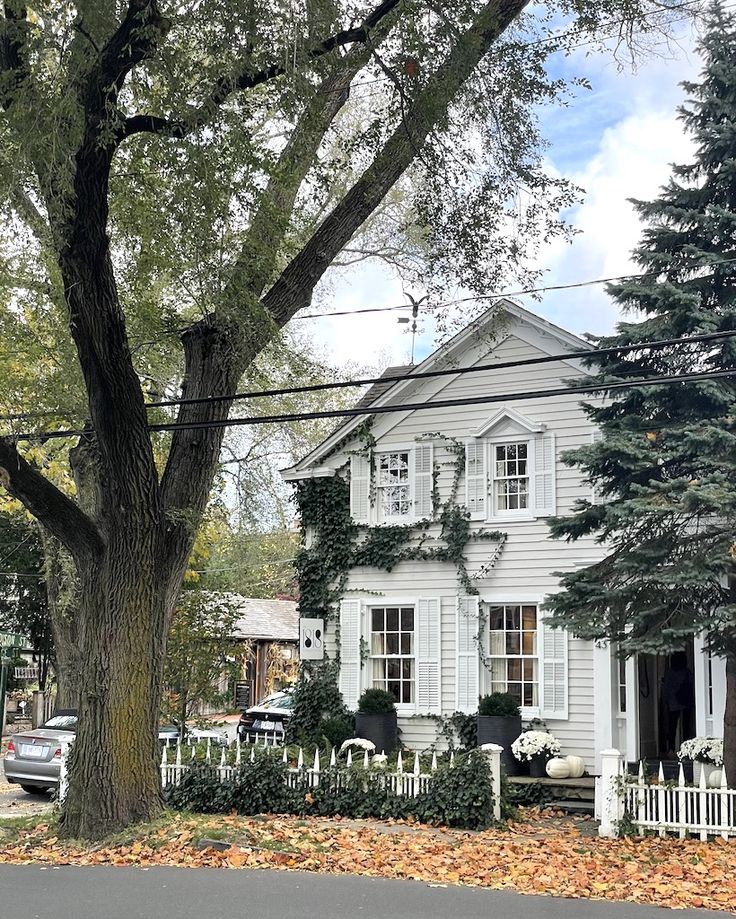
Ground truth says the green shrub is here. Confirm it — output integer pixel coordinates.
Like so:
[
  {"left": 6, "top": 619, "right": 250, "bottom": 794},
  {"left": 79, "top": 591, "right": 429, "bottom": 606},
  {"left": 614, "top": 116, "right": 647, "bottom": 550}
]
[
  {"left": 478, "top": 693, "right": 520, "bottom": 717},
  {"left": 319, "top": 712, "right": 356, "bottom": 749},
  {"left": 166, "top": 748, "right": 497, "bottom": 830},
  {"left": 286, "top": 660, "right": 351, "bottom": 745},
  {"left": 357, "top": 688, "right": 396, "bottom": 714}
]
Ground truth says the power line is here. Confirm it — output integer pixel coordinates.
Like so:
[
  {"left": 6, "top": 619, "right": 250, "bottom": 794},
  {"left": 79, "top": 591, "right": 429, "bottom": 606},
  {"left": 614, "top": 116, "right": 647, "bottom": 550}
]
[
  {"left": 144, "top": 329, "right": 736, "bottom": 412},
  {"left": 6, "top": 367, "right": 735, "bottom": 443}
]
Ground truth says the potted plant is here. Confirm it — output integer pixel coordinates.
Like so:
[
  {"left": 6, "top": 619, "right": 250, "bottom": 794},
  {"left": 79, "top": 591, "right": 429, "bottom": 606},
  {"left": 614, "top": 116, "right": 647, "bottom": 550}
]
[
  {"left": 354, "top": 688, "right": 398, "bottom": 753},
  {"left": 511, "top": 730, "right": 561, "bottom": 777},
  {"left": 678, "top": 737, "right": 724, "bottom": 785},
  {"left": 476, "top": 693, "right": 522, "bottom": 776}
]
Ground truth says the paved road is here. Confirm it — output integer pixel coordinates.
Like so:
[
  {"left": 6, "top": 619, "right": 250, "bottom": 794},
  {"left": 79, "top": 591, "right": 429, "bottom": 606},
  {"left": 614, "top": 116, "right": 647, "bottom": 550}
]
[
  {"left": 0, "top": 867, "right": 724, "bottom": 918},
  {"left": 0, "top": 778, "right": 51, "bottom": 819}
]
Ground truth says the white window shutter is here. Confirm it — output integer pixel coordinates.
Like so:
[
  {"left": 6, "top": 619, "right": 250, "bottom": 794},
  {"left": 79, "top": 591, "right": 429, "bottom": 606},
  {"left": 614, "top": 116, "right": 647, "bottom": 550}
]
[
  {"left": 416, "top": 598, "right": 441, "bottom": 714},
  {"left": 465, "top": 440, "right": 486, "bottom": 520},
  {"left": 350, "top": 455, "right": 370, "bottom": 523},
  {"left": 339, "top": 599, "right": 362, "bottom": 709},
  {"left": 590, "top": 429, "right": 603, "bottom": 504},
  {"left": 413, "top": 444, "right": 433, "bottom": 519},
  {"left": 540, "top": 615, "right": 568, "bottom": 719},
  {"left": 455, "top": 595, "right": 480, "bottom": 713},
  {"left": 532, "top": 432, "right": 556, "bottom": 517}
]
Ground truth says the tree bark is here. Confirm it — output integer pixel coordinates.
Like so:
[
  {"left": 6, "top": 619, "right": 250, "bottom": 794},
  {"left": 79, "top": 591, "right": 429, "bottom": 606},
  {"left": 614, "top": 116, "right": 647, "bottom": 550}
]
[
  {"left": 41, "top": 535, "right": 82, "bottom": 711},
  {"left": 725, "top": 654, "right": 736, "bottom": 788}
]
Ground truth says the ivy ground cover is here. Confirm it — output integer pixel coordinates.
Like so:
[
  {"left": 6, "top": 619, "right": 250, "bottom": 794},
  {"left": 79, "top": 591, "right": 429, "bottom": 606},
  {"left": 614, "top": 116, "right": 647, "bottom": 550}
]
[{"left": 1, "top": 810, "right": 735, "bottom": 912}]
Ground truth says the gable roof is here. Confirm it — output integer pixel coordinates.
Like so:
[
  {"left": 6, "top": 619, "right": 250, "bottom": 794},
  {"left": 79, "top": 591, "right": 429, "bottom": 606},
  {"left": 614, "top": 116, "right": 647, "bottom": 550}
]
[
  {"left": 200, "top": 593, "right": 299, "bottom": 642},
  {"left": 282, "top": 299, "right": 590, "bottom": 478}
]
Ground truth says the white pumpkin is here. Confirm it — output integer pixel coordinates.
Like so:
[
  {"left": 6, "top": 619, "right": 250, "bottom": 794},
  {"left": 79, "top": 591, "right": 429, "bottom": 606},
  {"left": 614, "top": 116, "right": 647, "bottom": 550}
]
[
  {"left": 708, "top": 769, "right": 724, "bottom": 789},
  {"left": 564, "top": 755, "right": 585, "bottom": 779},
  {"left": 546, "top": 757, "right": 571, "bottom": 779}
]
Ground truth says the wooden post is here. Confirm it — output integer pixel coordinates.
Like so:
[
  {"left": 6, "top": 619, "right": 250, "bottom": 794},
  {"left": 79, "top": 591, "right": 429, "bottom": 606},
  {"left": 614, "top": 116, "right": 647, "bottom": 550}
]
[
  {"left": 480, "top": 743, "right": 503, "bottom": 822},
  {"left": 598, "top": 748, "right": 624, "bottom": 838}
]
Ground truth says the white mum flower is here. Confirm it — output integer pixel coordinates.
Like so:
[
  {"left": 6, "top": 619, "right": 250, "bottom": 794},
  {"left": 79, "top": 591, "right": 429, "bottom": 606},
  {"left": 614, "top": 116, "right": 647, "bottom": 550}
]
[
  {"left": 339, "top": 737, "right": 376, "bottom": 754},
  {"left": 511, "top": 730, "right": 561, "bottom": 762}
]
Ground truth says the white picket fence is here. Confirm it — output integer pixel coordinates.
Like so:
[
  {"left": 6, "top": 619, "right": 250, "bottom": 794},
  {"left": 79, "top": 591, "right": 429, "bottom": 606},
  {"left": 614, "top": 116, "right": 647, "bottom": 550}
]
[
  {"left": 159, "top": 739, "right": 503, "bottom": 821},
  {"left": 597, "top": 749, "right": 736, "bottom": 840}
]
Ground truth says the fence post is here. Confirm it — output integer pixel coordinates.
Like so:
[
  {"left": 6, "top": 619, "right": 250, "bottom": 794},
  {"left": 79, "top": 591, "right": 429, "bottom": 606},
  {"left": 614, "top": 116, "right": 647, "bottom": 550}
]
[
  {"left": 598, "top": 748, "right": 624, "bottom": 838},
  {"left": 480, "top": 743, "right": 502, "bottom": 822}
]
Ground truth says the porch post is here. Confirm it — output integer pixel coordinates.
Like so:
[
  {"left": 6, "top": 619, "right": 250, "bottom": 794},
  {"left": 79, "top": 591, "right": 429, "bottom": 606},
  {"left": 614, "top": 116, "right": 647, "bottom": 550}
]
[
  {"left": 598, "top": 748, "right": 624, "bottom": 838},
  {"left": 624, "top": 655, "right": 638, "bottom": 764},
  {"left": 593, "top": 641, "right": 614, "bottom": 774}
]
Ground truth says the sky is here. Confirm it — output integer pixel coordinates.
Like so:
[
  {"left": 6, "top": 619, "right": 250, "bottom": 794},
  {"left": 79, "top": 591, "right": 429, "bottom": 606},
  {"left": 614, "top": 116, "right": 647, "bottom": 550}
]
[{"left": 299, "top": 11, "right": 705, "bottom": 371}]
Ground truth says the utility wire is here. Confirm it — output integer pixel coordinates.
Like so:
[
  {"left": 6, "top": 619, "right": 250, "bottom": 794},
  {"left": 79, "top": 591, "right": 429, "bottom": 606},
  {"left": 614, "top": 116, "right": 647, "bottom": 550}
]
[
  {"left": 6, "top": 367, "right": 736, "bottom": 444},
  {"left": 144, "top": 329, "right": 736, "bottom": 412}
]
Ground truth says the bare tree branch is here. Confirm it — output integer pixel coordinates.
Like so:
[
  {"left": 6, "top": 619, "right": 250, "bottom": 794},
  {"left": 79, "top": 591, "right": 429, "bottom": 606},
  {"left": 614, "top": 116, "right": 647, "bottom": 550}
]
[
  {"left": 120, "top": 0, "right": 402, "bottom": 140},
  {"left": 0, "top": 437, "right": 104, "bottom": 561}
]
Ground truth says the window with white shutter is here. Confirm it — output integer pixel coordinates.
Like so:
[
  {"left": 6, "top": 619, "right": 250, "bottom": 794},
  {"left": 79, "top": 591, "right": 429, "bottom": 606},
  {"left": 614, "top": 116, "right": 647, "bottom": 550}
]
[
  {"left": 465, "top": 440, "right": 486, "bottom": 520},
  {"left": 456, "top": 595, "right": 480, "bottom": 713},
  {"left": 350, "top": 455, "right": 371, "bottom": 523},
  {"left": 532, "top": 432, "right": 556, "bottom": 517},
  {"left": 539, "top": 615, "right": 568, "bottom": 719},
  {"left": 416, "top": 598, "right": 441, "bottom": 714},
  {"left": 339, "top": 599, "right": 362, "bottom": 708},
  {"left": 414, "top": 444, "right": 433, "bottom": 519}
]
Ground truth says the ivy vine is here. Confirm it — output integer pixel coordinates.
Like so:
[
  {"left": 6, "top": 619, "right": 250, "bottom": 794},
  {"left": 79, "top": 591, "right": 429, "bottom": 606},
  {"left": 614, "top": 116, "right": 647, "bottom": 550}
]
[{"left": 294, "top": 439, "right": 505, "bottom": 621}]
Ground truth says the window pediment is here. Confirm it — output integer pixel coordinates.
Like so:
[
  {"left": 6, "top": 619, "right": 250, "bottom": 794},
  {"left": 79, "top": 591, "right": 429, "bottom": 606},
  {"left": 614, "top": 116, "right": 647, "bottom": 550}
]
[{"left": 473, "top": 407, "right": 544, "bottom": 439}]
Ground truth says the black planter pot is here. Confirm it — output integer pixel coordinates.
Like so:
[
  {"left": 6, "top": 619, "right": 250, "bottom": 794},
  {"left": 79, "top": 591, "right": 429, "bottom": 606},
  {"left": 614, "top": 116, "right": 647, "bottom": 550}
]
[
  {"left": 528, "top": 754, "right": 550, "bottom": 778},
  {"left": 355, "top": 710, "right": 398, "bottom": 754},
  {"left": 477, "top": 714, "right": 522, "bottom": 776}
]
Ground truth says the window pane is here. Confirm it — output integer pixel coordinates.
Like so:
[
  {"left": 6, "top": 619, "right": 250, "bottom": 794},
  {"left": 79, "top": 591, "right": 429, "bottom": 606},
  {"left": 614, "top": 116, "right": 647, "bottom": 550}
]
[
  {"left": 386, "top": 608, "right": 399, "bottom": 631},
  {"left": 489, "top": 631, "right": 504, "bottom": 656},
  {"left": 522, "top": 606, "right": 536, "bottom": 629},
  {"left": 523, "top": 683, "right": 534, "bottom": 707},
  {"left": 490, "top": 658, "right": 505, "bottom": 682},
  {"left": 371, "top": 633, "right": 385, "bottom": 655},
  {"left": 387, "top": 681, "right": 400, "bottom": 702},
  {"left": 505, "top": 606, "right": 520, "bottom": 630},
  {"left": 372, "top": 659, "right": 384, "bottom": 682},
  {"left": 507, "top": 684, "right": 522, "bottom": 706},
  {"left": 372, "top": 608, "right": 384, "bottom": 631},
  {"left": 400, "top": 633, "right": 412, "bottom": 654},
  {"left": 505, "top": 632, "right": 520, "bottom": 655},
  {"left": 401, "top": 681, "right": 413, "bottom": 704},
  {"left": 523, "top": 659, "right": 536, "bottom": 681},
  {"left": 522, "top": 631, "right": 536, "bottom": 654},
  {"left": 402, "top": 659, "right": 413, "bottom": 679},
  {"left": 489, "top": 606, "right": 504, "bottom": 630},
  {"left": 387, "top": 659, "right": 400, "bottom": 679},
  {"left": 385, "top": 633, "right": 399, "bottom": 655},
  {"left": 401, "top": 608, "right": 414, "bottom": 630},
  {"left": 508, "top": 659, "right": 522, "bottom": 681}
]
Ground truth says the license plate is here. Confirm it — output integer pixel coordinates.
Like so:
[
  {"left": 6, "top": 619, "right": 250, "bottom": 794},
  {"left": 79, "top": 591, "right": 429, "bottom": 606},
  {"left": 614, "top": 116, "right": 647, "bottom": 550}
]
[
  {"left": 253, "top": 720, "right": 279, "bottom": 731},
  {"left": 20, "top": 744, "right": 48, "bottom": 758}
]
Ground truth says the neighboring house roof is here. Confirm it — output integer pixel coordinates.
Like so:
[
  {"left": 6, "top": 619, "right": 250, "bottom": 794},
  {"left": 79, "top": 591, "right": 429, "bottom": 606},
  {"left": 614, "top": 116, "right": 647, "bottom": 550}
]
[
  {"left": 282, "top": 299, "right": 591, "bottom": 479},
  {"left": 213, "top": 593, "right": 298, "bottom": 642}
]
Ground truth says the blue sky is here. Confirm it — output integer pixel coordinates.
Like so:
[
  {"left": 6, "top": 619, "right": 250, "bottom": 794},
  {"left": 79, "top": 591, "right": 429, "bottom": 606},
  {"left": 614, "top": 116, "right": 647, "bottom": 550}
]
[{"left": 304, "top": 14, "right": 704, "bottom": 370}]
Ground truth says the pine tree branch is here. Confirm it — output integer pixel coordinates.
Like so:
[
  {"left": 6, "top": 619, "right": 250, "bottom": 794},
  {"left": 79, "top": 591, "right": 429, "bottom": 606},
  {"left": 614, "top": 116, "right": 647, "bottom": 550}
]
[
  {"left": 261, "top": 0, "right": 531, "bottom": 326},
  {"left": 120, "top": 0, "right": 402, "bottom": 140},
  {"left": 0, "top": 438, "right": 104, "bottom": 561}
]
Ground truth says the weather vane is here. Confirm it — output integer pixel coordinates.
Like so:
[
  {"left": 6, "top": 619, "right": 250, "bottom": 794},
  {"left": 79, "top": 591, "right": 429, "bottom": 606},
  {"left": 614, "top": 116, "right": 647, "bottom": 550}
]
[{"left": 397, "top": 293, "right": 427, "bottom": 365}]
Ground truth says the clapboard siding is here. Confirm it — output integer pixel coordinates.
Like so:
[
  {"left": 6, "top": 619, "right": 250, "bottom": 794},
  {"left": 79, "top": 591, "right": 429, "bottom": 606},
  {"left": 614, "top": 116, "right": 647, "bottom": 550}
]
[{"left": 313, "top": 314, "right": 607, "bottom": 771}]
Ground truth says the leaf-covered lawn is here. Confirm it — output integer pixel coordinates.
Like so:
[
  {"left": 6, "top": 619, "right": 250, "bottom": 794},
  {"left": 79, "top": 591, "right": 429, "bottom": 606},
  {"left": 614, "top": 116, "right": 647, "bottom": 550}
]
[{"left": 1, "top": 809, "right": 735, "bottom": 912}]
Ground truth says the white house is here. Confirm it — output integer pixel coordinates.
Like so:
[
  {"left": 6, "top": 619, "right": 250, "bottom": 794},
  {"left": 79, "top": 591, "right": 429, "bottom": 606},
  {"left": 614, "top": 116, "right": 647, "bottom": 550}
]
[{"left": 282, "top": 301, "right": 725, "bottom": 773}]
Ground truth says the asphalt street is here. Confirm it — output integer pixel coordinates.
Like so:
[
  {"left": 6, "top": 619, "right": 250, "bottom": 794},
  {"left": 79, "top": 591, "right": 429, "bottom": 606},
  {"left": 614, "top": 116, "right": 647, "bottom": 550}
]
[{"left": 0, "top": 866, "right": 726, "bottom": 919}]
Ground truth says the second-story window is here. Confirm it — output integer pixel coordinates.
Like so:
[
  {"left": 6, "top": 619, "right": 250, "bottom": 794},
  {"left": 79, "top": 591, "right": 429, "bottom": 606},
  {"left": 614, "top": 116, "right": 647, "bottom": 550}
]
[
  {"left": 492, "top": 442, "right": 529, "bottom": 513},
  {"left": 378, "top": 451, "right": 411, "bottom": 518}
]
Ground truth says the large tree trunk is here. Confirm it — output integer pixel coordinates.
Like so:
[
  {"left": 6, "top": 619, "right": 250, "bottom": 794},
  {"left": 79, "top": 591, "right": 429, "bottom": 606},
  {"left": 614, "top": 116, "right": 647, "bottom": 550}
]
[
  {"left": 61, "top": 521, "right": 170, "bottom": 838},
  {"left": 725, "top": 654, "right": 736, "bottom": 788}
]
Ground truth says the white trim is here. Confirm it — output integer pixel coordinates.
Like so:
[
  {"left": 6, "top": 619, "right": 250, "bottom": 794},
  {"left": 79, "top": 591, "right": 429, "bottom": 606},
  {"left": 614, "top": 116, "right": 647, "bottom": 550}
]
[
  {"left": 624, "top": 655, "right": 639, "bottom": 762},
  {"left": 593, "top": 641, "right": 614, "bottom": 774},
  {"left": 473, "top": 406, "right": 545, "bottom": 438},
  {"left": 694, "top": 634, "right": 709, "bottom": 737},
  {"left": 487, "top": 436, "right": 535, "bottom": 522},
  {"left": 364, "top": 596, "right": 421, "bottom": 715},
  {"left": 281, "top": 466, "right": 337, "bottom": 481},
  {"left": 482, "top": 597, "right": 544, "bottom": 720},
  {"left": 281, "top": 299, "right": 595, "bottom": 475},
  {"left": 374, "top": 445, "right": 416, "bottom": 524}
]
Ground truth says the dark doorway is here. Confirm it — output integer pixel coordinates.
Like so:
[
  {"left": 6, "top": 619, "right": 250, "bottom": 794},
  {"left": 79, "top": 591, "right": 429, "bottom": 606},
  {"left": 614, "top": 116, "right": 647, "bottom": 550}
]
[{"left": 637, "top": 640, "right": 695, "bottom": 760}]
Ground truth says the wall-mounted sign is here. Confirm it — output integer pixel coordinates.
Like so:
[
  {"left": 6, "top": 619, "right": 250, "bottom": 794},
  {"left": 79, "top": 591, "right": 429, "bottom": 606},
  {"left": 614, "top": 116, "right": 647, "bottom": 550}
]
[{"left": 300, "top": 618, "right": 325, "bottom": 660}]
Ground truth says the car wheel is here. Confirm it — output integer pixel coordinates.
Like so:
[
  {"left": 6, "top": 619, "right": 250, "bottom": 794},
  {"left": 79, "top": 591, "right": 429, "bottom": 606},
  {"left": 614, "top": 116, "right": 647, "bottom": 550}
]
[{"left": 19, "top": 784, "right": 49, "bottom": 794}]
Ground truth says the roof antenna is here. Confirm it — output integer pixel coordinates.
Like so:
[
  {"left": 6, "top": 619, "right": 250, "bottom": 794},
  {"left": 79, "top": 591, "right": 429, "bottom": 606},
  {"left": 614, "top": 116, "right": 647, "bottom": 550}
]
[{"left": 398, "top": 293, "right": 427, "bottom": 365}]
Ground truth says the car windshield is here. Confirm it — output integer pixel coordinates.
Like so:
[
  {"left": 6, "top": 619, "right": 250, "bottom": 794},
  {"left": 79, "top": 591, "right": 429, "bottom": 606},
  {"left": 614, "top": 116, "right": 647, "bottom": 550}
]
[
  {"left": 41, "top": 714, "right": 77, "bottom": 731},
  {"left": 260, "top": 692, "right": 294, "bottom": 711}
]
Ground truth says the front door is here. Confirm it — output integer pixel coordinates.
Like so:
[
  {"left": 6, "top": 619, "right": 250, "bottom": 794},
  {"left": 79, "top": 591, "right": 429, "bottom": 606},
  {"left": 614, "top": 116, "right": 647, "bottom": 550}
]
[{"left": 637, "top": 641, "right": 695, "bottom": 760}]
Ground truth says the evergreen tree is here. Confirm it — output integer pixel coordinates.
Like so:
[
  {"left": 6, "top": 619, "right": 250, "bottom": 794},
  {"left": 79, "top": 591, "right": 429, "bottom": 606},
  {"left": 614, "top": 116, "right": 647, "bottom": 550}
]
[{"left": 546, "top": 2, "right": 736, "bottom": 783}]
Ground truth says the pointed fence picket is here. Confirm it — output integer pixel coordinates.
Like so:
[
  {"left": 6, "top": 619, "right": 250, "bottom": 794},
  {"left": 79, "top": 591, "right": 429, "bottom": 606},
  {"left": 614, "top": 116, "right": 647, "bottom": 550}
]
[
  {"left": 597, "top": 749, "right": 736, "bottom": 840},
  {"left": 158, "top": 739, "right": 494, "bottom": 809}
]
